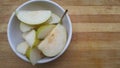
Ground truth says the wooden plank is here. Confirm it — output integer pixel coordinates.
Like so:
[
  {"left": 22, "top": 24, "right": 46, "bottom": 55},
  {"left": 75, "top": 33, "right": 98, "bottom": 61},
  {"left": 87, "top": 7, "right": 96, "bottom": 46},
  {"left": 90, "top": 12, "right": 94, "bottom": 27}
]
[
  {"left": 70, "top": 15, "right": 120, "bottom": 23},
  {"left": 64, "top": 6, "right": 120, "bottom": 15},
  {"left": 53, "top": 0, "right": 120, "bottom": 6},
  {"left": 72, "top": 32, "right": 120, "bottom": 41},
  {"left": 70, "top": 40, "right": 120, "bottom": 50},
  {"left": 73, "top": 23, "right": 120, "bottom": 32},
  {"left": 0, "top": 24, "right": 7, "bottom": 33},
  {"left": 0, "top": 0, "right": 26, "bottom": 5}
]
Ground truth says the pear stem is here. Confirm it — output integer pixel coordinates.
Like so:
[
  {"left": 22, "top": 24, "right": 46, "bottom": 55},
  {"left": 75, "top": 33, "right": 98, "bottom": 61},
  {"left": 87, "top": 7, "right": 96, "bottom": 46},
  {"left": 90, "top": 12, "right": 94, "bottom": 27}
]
[{"left": 60, "top": 10, "right": 68, "bottom": 24}]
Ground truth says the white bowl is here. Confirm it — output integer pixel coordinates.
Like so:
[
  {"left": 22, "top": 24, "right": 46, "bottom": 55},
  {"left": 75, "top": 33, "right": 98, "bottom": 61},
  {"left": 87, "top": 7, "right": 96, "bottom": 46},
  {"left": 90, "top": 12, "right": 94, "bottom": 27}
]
[{"left": 7, "top": 0, "right": 72, "bottom": 64}]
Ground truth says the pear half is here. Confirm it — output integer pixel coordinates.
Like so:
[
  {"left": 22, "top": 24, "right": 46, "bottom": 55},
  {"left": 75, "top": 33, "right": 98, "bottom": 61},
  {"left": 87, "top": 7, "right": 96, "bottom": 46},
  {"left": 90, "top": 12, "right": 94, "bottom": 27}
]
[
  {"left": 37, "top": 25, "right": 56, "bottom": 39},
  {"left": 38, "top": 24, "right": 67, "bottom": 57},
  {"left": 24, "top": 30, "right": 39, "bottom": 48},
  {"left": 48, "top": 13, "right": 60, "bottom": 24},
  {"left": 16, "top": 41, "right": 29, "bottom": 55},
  {"left": 16, "top": 10, "right": 51, "bottom": 25},
  {"left": 26, "top": 48, "right": 44, "bottom": 65},
  {"left": 20, "top": 22, "right": 33, "bottom": 32}
]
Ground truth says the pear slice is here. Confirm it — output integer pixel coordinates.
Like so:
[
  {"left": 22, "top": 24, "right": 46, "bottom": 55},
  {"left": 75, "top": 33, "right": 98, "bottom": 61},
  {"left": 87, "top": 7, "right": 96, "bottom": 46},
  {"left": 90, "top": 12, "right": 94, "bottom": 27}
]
[
  {"left": 16, "top": 41, "right": 29, "bottom": 55},
  {"left": 48, "top": 13, "right": 60, "bottom": 24},
  {"left": 24, "top": 30, "right": 40, "bottom": 48},
  {"left": 22, "top": 32, "right": 29, "bottom": 39},
  {"left": 26, "top": 48, "right": 44, "bottom": 65},
  {"left": 38, "top": 24, "right": 67, "bottom": 57},
  {"left": 37, "top": 25, "right": 56, "bottom": 39},
  {"left": 20, "top": 22, "right": 33, "bottom": 32},
  {"left": 16, "top": 10, "right": 52, "bottom": 25}
]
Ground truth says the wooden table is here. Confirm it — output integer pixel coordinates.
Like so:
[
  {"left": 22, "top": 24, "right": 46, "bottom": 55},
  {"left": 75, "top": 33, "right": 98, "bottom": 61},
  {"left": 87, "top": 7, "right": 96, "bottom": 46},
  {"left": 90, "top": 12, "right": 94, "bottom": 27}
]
[{"left": 1, "top": 0, "right": 120, "bottom": 68}]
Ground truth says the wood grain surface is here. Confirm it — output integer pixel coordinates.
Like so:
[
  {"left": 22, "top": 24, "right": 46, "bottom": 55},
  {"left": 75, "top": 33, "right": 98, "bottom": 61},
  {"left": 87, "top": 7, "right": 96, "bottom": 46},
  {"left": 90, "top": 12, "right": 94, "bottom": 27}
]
[{"left": 0, "top": 0, "right": 120, "bottom": 68}]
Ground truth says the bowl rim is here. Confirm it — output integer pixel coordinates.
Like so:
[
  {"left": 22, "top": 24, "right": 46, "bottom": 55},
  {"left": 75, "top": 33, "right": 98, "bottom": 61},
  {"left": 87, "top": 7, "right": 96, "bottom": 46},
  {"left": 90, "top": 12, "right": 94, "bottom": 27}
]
[{"left": 7, "top": 0, "right": 72, "bottom": 64}]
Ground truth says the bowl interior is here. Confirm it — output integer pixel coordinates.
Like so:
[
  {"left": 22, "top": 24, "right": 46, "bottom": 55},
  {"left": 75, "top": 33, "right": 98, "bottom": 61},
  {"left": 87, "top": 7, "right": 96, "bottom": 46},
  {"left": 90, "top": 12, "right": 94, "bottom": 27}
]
[{"left": 8, "top": 0, "right": 72, "bottom": 63}]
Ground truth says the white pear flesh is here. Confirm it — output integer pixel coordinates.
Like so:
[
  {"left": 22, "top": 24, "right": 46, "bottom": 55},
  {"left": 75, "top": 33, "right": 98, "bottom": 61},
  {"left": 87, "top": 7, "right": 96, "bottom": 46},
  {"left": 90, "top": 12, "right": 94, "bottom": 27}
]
[
  {"left": 24, "top": 30, "right": 36, "bottom": 47},
  {"left": 48, "top": 13, "right": 60, "bottom": 24},
  {"left": 38, "top": 24, "right": 67, "bottom": 57},
  {"left": 16, "top": 10, "right": 52, "bottom": 25},
  {"left": 17, "top": 42, "right": 29, "bottom": 55},
  {"left": 22, "top": 32, "right": 29, "bottom": 39},
  {"left": 37, "top": 25, "right": 56, "bottom": 39},
  {"left": 20, "top": 22, "right": 33, "bottom": 32},
  {"left": 26, "top": 48, "right": 43, "bottom": 65}
]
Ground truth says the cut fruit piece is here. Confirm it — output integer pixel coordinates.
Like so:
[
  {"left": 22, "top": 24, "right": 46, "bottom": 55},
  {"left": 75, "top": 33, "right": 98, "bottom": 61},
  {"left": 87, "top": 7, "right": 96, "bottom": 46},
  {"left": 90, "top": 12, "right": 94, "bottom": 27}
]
[
  {"left": 16, "top": 42, "right": 29, "bottom": 55},
  {"left": 22, "top": 32, "right": 29, "bottom": 39},
  {"left": 20, "top": 22, "right": 33, "bottom": 32},
  {"left": 26, "top": 48, "right": 44, "bottom": 65},
  {"left": 32, "top": 39, "right": 40, "bottom": 48},
  {"left": 37, "top": 24, "right": 56, "bottom": 39},
  {"left": 24, "top": 30, "right": 36, "bottom": 47},
  {"left": 24, "top": 30, "right": 40, "bottom": 47},
  {"left": 47, "top": 13, "right": 60, "bottom": 24},
  {"left": 38, "top": 24, "right": 67, "bottom": 57},
  {"left": 16, "top": 10, "right": 52, "bottom": 25}
]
